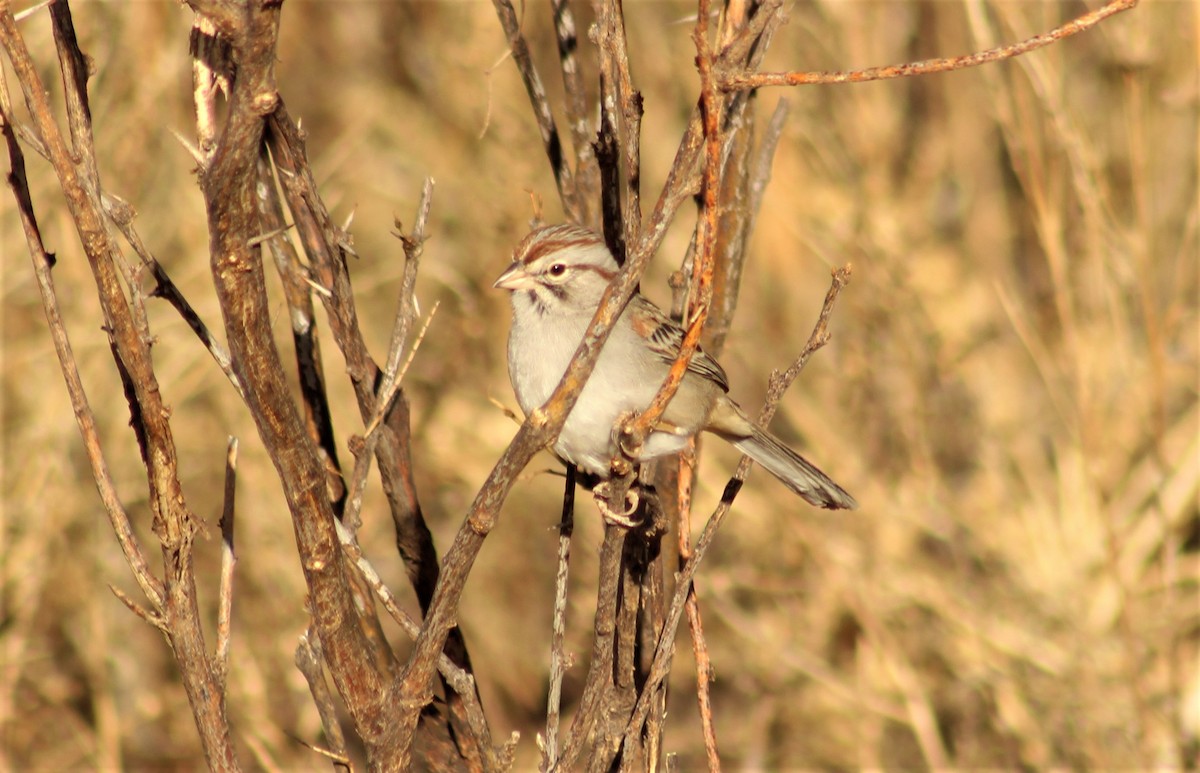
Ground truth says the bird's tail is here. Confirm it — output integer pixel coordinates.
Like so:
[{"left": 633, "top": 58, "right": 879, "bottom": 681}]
[{"left": 730, "top": 426, "right": 858, "bottom": 510}]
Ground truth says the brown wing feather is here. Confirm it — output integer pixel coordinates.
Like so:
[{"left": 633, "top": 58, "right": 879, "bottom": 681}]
[{"left": 633, "top": 296, "right": 730, "bottom": 392}]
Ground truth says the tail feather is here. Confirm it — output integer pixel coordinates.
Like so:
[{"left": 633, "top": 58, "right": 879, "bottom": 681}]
[{"left": 730, "top": 427, "right": 858, "bottom": 510}]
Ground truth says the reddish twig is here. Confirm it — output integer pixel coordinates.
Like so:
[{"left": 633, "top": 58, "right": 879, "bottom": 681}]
[
  {"left": 618, "top": 0, "right": 722, "bottom": 465},
  {"left": 721, "top": 0, "right": 1139, "bottom": 90},
  {"left": 624, "top": 266, "right": 853, "bottom": 745},
  {"left": 675, "top": 445, "right": 721, "bottom": 771}
]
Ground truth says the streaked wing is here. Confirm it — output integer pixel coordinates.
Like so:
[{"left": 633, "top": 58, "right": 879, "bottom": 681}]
[{"left": 635, "top": 297, "right": 730, "bottom": 392}]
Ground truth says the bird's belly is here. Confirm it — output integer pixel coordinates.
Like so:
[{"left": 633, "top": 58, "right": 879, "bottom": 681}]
[{"left": 507, "top": 313, "right": 708, "bottom": 476}]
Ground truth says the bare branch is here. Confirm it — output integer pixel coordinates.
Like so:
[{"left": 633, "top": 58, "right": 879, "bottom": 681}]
[
  {"left": 0, "top": 83, "right": 165, "bottom": 610},
  {"left": 721, "top": 0, "right": 1139, "bottom": 90},
  {"left": 1, "top": 3, "right": 238, "bottom": 765},
  {"left": 331, "top": 518, "right": 509, "bottom": 772},
  {"left": 491, "top": 0, "right": 581, "bottom": 221},
  {"left": 551, "top": 0, "right": 598, "bottom": 224},
  {"left": 215, "top": 437, "right": 238, "bottom": 688},
  {"left": 294, "top": 631, "right": 351, "bottom": 772},
  {"left": 541, "top": 465, "right": 577, "bottom": 771}
]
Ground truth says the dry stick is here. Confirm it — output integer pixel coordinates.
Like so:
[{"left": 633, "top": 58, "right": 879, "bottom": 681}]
[
  {"left": 491, "top": 0, "right": 580, "bottom": 222},
  {"left": 294, "top": 630, "right": 351, "bottom": 772},
  {"left": 662, "top": 1, "right": 725, "bottom": 769},
  {"left": 264, "top": 113, "right": 452, "bottom": 644},
  {"left": 187, "top": 1, "right": 409, "bottom": 766},
  {"left": 266, "top": 102, "right": 490, "bottom": 765},
  {"left": 557, "top": 523, "right": 628, "bottom": 771},
  {"left": 635, "top": 504, "right": 669, "bottom": 771},
  {"left": 627, "top": 0, "right": 783, "bottom": 303},
  {"left": 215, "top": 437, "right": 238, "bottom": 688},
  {"left": 678, "top": 4, "right": 771, "bottom": 760},
  {"left": 623, "top": 266, "right": 854, "bottom": 747},
  {"left": 342, "top": 302, "right": 441, "bottom": 549},
  {"left": 267, "top": 119, "right": 492, "bottom": 758},
  {"left": 2, "top": 7, "right": 237, "bottom": 768},
  {"left": 594, "top": 97, "right": 625, "bottom": 267},
  {"left": 254, "top": 149, "right": 345, "bottom": 515},
  {"left": 541, "top": 464, "right": 577, "bottom": 772},
  {"left": 676, "top": 452, "right": 720, "bottom": 771},
  {"left": 365, "top": 178, "right": 435, "bottom": 439},
  {"left": 329, "top": 517, "right": 508, "bottom": 772},
  {"left": 597, "top": 0, "right": 643, "bottom": 244},
  {"left": 721, "top": 0, "right": 1138, "bottom": 90},
  {"left": 101, "top": 193, "right": 247, "bottom": 400},
  {"left": 255, "top": 132, "right": 403, "bottom": 729},
  {"left": 0, "top": 83, "right": 165, "bottom": 612},
  {"left": 342, "top": 179, "right": 435, "bottom": 533},
  {"left": 551, "top": 0, "right": 598, "bottom": 225},
  {"left": 264, "top": 105, "right": 479, "bottom": 767}
]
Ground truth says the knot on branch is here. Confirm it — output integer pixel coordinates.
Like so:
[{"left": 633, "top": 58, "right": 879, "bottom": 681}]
[{"left": 252, "top": 89, "right": 279, "bottom": 115}]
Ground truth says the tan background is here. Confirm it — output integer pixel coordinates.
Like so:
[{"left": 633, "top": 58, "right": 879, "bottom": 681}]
[{"left": 2, "top": 1, "right": 1196, "bottom": 769}]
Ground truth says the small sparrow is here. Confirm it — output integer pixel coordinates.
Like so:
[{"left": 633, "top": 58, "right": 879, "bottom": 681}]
[{"left": 495, "top": 223, "right": 856, "bottom": 510}]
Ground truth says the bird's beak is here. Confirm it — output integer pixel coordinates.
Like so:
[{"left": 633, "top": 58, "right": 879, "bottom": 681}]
[{"left": 493, "top": 262, "right": 536, "bottom": 291}]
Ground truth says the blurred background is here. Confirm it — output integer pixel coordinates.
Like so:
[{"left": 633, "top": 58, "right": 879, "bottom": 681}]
[{"left": 2, "top": 1, "right": 1196, "bottom": 769}]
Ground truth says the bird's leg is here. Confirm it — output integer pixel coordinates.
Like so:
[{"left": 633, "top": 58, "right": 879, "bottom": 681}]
[{"left": 595, "top": 410, "right": 642, "bottom": 527}]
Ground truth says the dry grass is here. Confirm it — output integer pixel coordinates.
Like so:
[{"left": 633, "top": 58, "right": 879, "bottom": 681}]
[{"left": 2, "top": 0, "right": 1196, "bottom": 769}]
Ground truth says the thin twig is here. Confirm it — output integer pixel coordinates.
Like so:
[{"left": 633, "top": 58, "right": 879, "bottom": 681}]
[
  {"left": 254, "top": 146, "right": 346, "bottom": 521},
  {"left": 293, "top": 631, "right": 351, "bottom": 772},
  {"left": 541, "top": 464, "right": 577, "bottom": 772},
  {"left": 594, "top": 0, "right": 643, "bottom": 244},
  {"left": 675, "top": 445, "right": 720, "bottom": 771},
  {"left": 341, "top": 180, "right": 436, "bottom": 533},
  {"left": 108, "top": 585, "right": 167, "bottom": 632},
  {"left": 345, "top": 301, "right": 440, "bottom": 533},
  {"left": 101, "top": 192, "right": 247, "bottom": 400},
  {"left": 491, "top": 0, "right": 580, "bottom": 221},
  {"left": 558, "top": 524, "right": 628, "bottom": 770},
  {"left": 0, "top": 83, "right": 166, "bottom": 610},
  {"left": 215, "top": 437, "right": 239, "bottom": 688},
  {"left": 721, "top": 0, "right": 1139, "bottom": 90},
  {"left": 551, "top": 0, "right": 597, "bottom": 225}
]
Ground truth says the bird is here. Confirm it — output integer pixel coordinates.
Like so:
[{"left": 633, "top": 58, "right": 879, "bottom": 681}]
[{"left": 494, "top": 223, "right": 856, "bottom": 511}]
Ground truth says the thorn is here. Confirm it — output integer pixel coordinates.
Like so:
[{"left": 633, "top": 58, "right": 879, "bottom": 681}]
[
  {"left": 14, "top": 0, "right": 52, "bottom": 22},
  {"left": 169, "top": 127, "right": 205, "bottom": 166}
]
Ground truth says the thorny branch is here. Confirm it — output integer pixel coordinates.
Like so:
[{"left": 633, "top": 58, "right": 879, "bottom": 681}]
[{"left": 0, "top": 1, "right": 236, "bottom": 767}]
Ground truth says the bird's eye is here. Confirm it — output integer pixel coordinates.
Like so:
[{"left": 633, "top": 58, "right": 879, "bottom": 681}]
[{"left": 548, "top": 263, "right": 567, "bottom": 277}]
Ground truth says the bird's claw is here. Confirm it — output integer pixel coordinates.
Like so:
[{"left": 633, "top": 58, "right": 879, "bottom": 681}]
[{"left": 593, "top": 481, "right": 641, "bottom": 528}]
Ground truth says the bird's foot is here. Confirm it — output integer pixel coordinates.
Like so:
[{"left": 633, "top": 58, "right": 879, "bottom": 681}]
[{"left": 593, "top": 481, "right": 641, "bottom": 528}]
